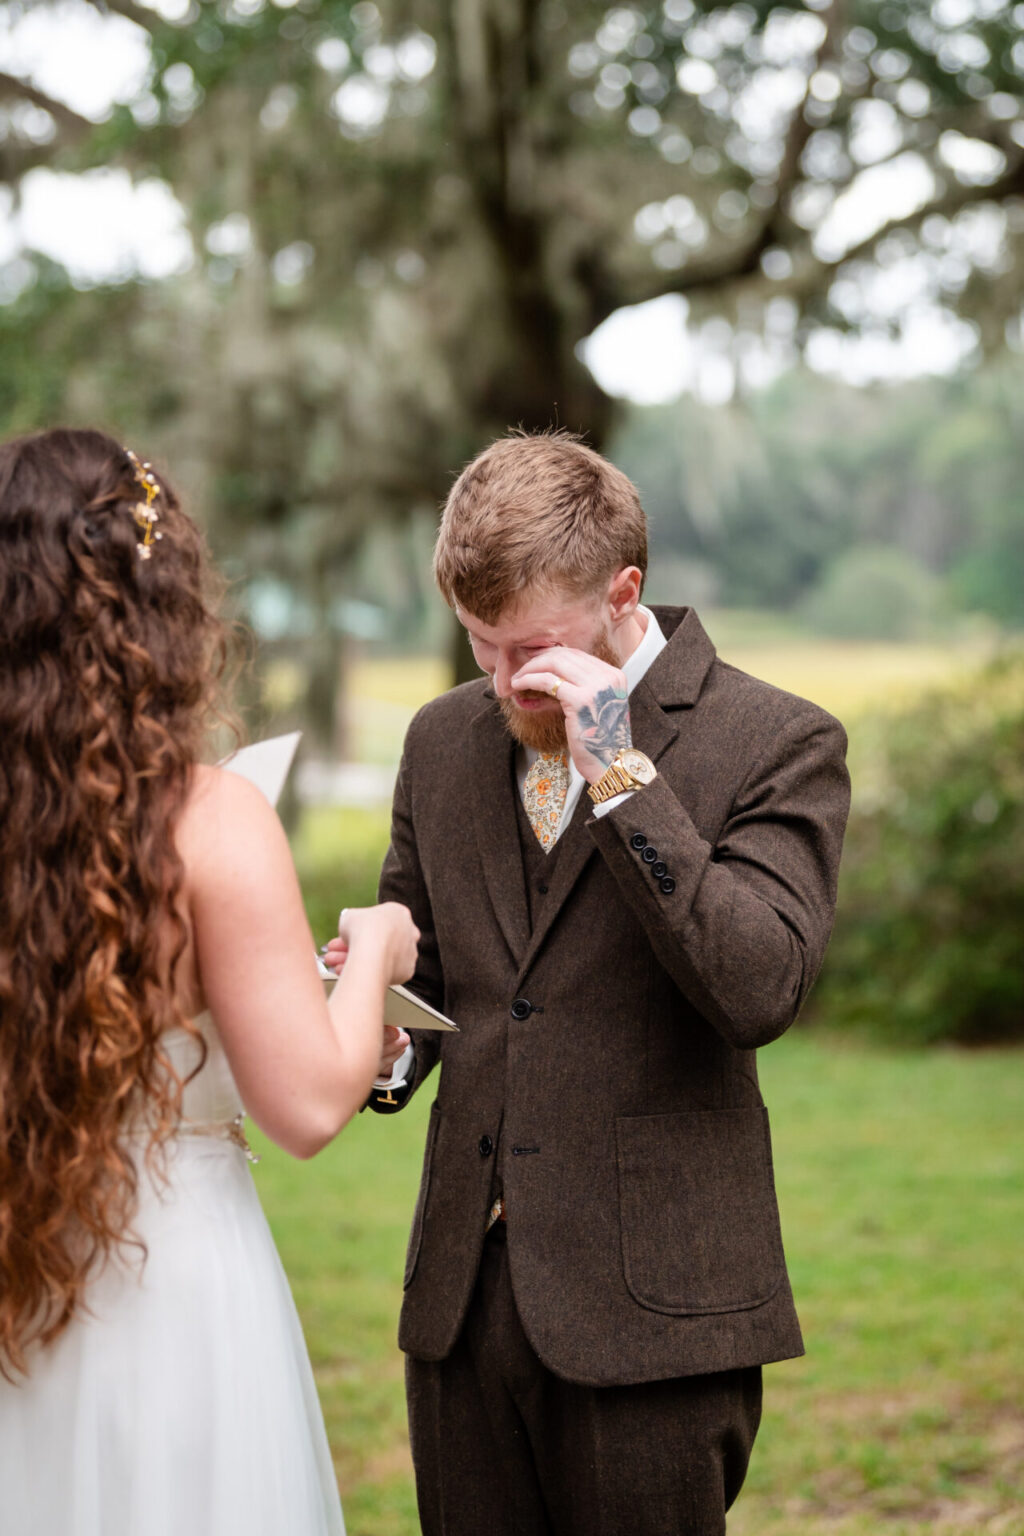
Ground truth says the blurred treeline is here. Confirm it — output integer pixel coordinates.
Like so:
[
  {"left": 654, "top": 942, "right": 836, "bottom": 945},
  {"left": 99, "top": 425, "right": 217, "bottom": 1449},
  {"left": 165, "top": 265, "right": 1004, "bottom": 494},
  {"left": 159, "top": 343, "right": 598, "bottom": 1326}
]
[
  {"left": 2, "top": 0, "right": 1023, "bottom": 1042},
  {"left": 617, "top": 359, "right": 1024, "bottom": 633}
]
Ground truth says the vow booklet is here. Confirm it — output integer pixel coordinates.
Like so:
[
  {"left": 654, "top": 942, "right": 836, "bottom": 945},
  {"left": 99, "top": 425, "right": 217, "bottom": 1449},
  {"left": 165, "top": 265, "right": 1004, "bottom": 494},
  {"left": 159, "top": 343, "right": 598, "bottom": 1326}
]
[
  {"left": 316, "top": 957, "right": 459, "bottom": 1033},
  {"left": 385, "top": 982, "right": 460, "bottom": 1034}
]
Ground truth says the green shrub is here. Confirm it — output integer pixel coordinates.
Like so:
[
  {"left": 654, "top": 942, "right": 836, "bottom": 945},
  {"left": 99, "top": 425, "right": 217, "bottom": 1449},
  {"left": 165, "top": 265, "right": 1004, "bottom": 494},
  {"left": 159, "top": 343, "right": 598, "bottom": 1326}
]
[
  {"left": 810, "top": 651, "right": 1024, "bottom": 1044},
  {"left": 950, "top": 539, "right": 1024, "bottom": 628},
  {"left": 802, "top": 546, "right": 943, "bottom": 640}
]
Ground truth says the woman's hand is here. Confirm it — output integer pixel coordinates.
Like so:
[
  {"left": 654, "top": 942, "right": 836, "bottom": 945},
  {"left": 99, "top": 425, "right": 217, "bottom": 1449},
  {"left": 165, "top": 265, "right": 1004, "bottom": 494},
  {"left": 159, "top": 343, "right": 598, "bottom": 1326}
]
[{"left": 336, "top": 902, "right": 420, "bottom": 986}]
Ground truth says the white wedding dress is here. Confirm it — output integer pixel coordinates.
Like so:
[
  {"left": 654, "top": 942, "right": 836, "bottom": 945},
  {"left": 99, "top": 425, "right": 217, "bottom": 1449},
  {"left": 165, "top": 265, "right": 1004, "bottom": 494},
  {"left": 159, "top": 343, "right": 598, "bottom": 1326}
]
[{"left": 0, "top": 1012, "right": 346, "bottom": 1536}]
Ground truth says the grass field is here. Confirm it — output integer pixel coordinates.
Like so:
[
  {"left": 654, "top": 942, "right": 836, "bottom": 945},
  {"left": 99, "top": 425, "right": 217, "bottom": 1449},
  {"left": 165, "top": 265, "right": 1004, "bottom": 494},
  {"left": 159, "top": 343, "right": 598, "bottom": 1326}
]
[{"left": 250, "top": 1034, "right": 1024, "bottom": 1535}]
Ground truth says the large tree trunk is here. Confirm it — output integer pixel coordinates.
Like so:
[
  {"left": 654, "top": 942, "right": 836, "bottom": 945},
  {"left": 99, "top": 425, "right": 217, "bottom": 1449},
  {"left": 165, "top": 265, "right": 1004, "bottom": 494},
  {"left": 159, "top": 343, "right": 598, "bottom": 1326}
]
[{"left": 443, "top": 0, "right": 618, "bottom": 694}]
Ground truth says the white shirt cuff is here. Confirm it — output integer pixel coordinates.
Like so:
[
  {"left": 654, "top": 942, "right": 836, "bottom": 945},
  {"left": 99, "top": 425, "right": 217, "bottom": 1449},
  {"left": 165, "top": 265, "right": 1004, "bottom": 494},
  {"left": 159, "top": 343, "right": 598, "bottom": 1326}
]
[
  {"left": 373, "top": 1042, "right": 415, "bottom": 1091},
  {"left": 591, "top": 789, "right": 635, "bottom": 818}
]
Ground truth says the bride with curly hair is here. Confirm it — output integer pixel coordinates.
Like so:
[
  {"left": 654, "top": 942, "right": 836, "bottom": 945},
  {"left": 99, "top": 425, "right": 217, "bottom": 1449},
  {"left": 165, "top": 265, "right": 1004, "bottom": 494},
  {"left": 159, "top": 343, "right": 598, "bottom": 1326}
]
[{"left": 0, "top": 427, "right": 418, "bottom": 1534}]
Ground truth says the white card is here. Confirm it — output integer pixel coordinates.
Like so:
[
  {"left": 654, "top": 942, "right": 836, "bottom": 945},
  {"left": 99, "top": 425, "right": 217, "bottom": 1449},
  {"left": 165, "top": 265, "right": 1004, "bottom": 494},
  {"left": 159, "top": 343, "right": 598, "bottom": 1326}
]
[
  {"left": 316, "top": 957, "right": 459, "bottom": 1032},
  {"left": 219, "top": 732, "right": 302, "bottom": 808}
]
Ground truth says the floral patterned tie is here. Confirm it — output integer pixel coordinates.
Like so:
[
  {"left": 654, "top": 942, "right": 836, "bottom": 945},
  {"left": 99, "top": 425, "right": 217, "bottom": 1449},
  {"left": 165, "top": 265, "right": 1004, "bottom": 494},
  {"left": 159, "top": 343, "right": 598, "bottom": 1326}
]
[{"left": 523, "top": 751, "right": 570, "bottom": 850}]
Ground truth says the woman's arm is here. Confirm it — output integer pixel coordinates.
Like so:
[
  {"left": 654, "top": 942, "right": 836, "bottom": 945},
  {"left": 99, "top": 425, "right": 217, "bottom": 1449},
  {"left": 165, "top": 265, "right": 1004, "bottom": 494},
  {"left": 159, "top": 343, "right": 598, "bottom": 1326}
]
[{"left": 179, "top": 766, "right": 418, "bottom": 1158}]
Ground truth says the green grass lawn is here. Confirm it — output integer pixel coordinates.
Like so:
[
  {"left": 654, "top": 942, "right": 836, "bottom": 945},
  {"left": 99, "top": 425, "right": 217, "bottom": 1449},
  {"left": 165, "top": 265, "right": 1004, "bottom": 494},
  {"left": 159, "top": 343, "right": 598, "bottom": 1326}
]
[{"left": 249, "top": 1034, "right": 1024, "bottom": 1536}]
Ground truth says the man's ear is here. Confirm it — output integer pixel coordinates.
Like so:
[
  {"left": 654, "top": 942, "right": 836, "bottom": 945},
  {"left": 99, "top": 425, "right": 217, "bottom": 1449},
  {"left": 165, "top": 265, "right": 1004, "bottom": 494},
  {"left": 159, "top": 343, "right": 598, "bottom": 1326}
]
[{"left": 607, "top": 566, "right": 643, "bottom": 623}]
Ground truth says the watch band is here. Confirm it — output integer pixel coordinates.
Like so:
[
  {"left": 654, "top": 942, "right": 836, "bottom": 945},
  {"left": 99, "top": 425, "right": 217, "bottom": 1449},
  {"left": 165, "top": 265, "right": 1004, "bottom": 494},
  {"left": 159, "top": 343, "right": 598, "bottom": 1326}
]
[
  {"left": 588, "top": 748, "right": 658, "bottom": 805},
  {"left": 588, "top": 759, "right": 639, "bottom": 804}
]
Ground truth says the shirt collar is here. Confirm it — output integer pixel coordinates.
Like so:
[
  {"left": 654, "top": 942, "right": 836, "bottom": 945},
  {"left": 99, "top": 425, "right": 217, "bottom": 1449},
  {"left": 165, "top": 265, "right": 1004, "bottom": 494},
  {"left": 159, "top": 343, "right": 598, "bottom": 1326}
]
[{"left": 622, "top": 603, "right": 668, "bottom": 695}]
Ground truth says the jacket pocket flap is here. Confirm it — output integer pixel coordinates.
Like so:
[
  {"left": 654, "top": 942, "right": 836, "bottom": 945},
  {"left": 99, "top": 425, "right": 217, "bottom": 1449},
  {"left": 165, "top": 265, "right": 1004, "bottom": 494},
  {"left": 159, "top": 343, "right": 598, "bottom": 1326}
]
[{"left": 616, "top": 1107, "right": 785, "bottom": 1316}]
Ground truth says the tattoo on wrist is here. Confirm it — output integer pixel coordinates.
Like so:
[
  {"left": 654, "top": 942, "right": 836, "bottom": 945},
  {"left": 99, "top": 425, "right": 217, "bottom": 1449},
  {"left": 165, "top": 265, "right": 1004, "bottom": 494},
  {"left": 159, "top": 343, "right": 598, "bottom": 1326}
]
[{"left": 577, "top": 686, "right": 631, "bottom": 766}]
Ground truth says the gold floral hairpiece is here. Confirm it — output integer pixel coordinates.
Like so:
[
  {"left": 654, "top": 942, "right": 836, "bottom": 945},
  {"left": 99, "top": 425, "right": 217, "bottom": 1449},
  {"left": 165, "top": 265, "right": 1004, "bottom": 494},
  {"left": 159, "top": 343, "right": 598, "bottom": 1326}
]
[{"left": 125, "top": 448, "right": 163, "bottom": 559}]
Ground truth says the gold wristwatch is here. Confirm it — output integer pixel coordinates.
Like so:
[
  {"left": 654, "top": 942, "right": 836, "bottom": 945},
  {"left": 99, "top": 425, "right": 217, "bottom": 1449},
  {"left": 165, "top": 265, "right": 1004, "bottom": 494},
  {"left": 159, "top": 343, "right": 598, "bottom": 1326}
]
[{"left": 587, "top": 747, "right": 658, "bottom": 805}]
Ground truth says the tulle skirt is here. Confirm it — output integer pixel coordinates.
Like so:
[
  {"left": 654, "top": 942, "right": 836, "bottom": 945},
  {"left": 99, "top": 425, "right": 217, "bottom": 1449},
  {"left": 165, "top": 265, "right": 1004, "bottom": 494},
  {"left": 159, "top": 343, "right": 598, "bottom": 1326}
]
[{"left": 0, "top": 1135, "right": 345, "bottom": 1536}]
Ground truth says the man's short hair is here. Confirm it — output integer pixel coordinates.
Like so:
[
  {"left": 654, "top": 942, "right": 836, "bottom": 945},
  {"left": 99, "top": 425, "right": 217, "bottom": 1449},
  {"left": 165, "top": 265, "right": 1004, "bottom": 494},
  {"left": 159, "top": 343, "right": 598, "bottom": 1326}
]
[{"left": 434, "top": 430, "right": 648, "bottom": 623}]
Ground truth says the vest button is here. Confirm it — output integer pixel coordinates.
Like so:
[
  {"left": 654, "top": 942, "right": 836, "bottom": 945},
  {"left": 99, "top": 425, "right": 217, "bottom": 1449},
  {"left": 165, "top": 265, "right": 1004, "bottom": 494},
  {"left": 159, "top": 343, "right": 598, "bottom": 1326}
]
[
  {"left": 510, "top": 998, "right": 532, "bottom": 1021},
  {"left": 660, "top": 876, "right": 676, "bottom": 895},
  {"left": 642, "top": 846, "right": 658, "bottom": 864},
  {"left": 478, "top": 1135, "right": 494, "bottom": 1157},
  {"left": 630, "top": 833, "right": 647, "bottom": 851},
  {"left": 652, "top": 861, "right": 668, "bottom": 879}
]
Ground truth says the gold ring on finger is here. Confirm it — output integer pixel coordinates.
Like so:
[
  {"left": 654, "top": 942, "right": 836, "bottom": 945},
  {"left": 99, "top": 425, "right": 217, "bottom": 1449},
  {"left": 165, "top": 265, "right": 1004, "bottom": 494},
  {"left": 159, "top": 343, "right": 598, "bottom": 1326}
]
[{"left": 551, "top": 678, "right": 561, "bottom": 700}]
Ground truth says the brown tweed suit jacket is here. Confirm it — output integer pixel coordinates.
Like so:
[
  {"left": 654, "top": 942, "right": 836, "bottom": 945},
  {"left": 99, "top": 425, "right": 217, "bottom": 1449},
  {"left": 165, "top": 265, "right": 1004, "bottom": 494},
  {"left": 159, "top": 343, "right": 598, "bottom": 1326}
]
[{"left": 376, "top": 606, "right": 850, "bottom": 1388}]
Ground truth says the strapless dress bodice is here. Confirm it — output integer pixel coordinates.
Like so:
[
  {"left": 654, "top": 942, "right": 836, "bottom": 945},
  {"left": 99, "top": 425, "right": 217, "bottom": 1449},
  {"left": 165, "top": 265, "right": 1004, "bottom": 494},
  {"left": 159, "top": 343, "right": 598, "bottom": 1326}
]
[{"left": 161, "top": 1010, "right": 245, "bottom": 1128}]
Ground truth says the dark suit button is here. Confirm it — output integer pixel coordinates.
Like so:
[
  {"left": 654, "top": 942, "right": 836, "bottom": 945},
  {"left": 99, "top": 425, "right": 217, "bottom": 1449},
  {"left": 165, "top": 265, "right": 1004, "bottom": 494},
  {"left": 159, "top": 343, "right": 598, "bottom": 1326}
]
[
  {"left": 660, "top": 877, "right": 676, "bottom": 894},
  {"left": 510, "top": 998, "right": 532, "bottom": 1021},
  {"left": 537, "top": 882, "right": 549, "bottom": 895},
  {"left": 479, "top": 1135, "right": 493, "bottom": 1157},
  {"left": 642, "top": 846, "right": 658, "bottom": 865},
  {"left": 630, "top": 834, "right": 647, "bottom": 851},
  {"left": 652, "top": 861, "right": 667, "bottom": 878}
]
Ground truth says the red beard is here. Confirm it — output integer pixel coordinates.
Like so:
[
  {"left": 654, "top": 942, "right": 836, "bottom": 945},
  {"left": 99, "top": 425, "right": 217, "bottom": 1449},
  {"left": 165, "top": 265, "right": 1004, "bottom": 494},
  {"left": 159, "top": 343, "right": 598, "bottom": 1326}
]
[
  {"left": 498, "top": 694, "right": 569, "bottom": 752},
  {"left": 497, "top": 631, "right": 619, "bottom": 751}
]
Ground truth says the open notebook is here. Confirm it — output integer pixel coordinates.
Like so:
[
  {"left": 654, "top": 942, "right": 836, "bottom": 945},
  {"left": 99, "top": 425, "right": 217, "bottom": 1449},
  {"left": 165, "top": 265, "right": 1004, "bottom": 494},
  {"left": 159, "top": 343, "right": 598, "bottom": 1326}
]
[{"left": 221, "top": 733, "right": 458, "bottom": 1036}]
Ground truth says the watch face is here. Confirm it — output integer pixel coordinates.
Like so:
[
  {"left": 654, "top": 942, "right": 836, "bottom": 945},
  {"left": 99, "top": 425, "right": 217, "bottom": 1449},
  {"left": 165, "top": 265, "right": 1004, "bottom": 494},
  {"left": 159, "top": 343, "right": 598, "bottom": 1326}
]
[{"left": 621, "top": 749, "right": 656, "bottom": 783}]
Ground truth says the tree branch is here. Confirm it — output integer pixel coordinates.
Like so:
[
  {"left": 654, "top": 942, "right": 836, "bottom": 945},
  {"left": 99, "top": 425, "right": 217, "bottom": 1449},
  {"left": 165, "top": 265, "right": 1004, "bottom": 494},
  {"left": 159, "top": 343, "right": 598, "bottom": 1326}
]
[
  {"left": 573, "top": 0, "right": 848, "bottom": 332},
  {"left": 761, "top": 0, "right": 847, "bottom": 246},
  {"left": 812, "top": 154, "right": 1024, "bottom": 274},
  {"left": 579, "top": 142, "right": 1024, "bottom": 329},
  {"left": 83, "top": 0, "right": 160, "bottom": 33},
  {"left": 673, "top": 151, "right": 1024, "bottom": 314},
  {"left": 0, "top": 71, "right": 94, "bottom": 141}
]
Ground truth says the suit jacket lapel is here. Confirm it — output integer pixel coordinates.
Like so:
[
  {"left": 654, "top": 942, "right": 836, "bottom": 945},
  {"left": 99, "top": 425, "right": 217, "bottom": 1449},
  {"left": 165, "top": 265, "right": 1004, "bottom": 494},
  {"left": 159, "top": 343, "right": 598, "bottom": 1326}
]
[
  {"left": 514, "top": 679, "right": 680, "bottom": 986},
  {"left": 469, "top": 702, "right": 531, "bottom": 963}
]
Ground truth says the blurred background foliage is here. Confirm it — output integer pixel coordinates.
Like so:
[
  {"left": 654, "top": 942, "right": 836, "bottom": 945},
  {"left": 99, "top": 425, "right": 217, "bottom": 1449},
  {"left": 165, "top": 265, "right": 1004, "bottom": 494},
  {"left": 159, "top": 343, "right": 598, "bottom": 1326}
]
[
  {"left": 811, "top": 650, "right": 1024, "bottom": 1044},
  {"left": 1, "top": 0, "right": 1022, "bottom": 1045}
]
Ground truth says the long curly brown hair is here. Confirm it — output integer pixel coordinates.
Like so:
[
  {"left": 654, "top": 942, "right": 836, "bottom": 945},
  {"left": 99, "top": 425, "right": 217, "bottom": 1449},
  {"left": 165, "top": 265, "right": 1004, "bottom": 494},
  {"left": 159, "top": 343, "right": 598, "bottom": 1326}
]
[{"left": 0, "top": 427, "right": 234, "bottom": 1377}]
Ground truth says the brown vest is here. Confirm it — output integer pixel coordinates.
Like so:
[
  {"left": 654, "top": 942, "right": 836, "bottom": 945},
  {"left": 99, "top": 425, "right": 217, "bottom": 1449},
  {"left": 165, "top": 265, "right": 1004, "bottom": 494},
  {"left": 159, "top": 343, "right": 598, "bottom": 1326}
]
[{"left": 514, "top": 782, "right": 564, "bottom": 931}]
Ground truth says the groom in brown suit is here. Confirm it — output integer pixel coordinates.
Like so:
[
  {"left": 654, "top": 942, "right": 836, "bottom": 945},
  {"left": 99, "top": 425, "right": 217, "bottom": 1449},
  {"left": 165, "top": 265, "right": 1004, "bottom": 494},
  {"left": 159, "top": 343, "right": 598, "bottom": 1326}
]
[{"left": 350, "top": 432, "right": 849, "bottom": 1534}]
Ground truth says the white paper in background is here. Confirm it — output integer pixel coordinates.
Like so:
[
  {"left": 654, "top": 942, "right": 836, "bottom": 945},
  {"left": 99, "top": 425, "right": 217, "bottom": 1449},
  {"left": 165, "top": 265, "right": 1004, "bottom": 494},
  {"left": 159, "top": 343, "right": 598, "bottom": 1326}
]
[{"left": 219, "top": 732, "right": 302, "bottom": 808}]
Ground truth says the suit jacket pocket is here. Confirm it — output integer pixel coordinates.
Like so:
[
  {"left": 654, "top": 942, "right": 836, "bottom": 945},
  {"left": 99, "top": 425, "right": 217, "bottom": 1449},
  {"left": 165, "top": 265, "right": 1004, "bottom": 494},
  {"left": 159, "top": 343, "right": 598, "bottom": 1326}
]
[
  {"left": 404, "top": 1099, "right": 441, "bottom": 1291},
  {"left": 616, "top": 1107, "right": 786, "bottom": 1315}
]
